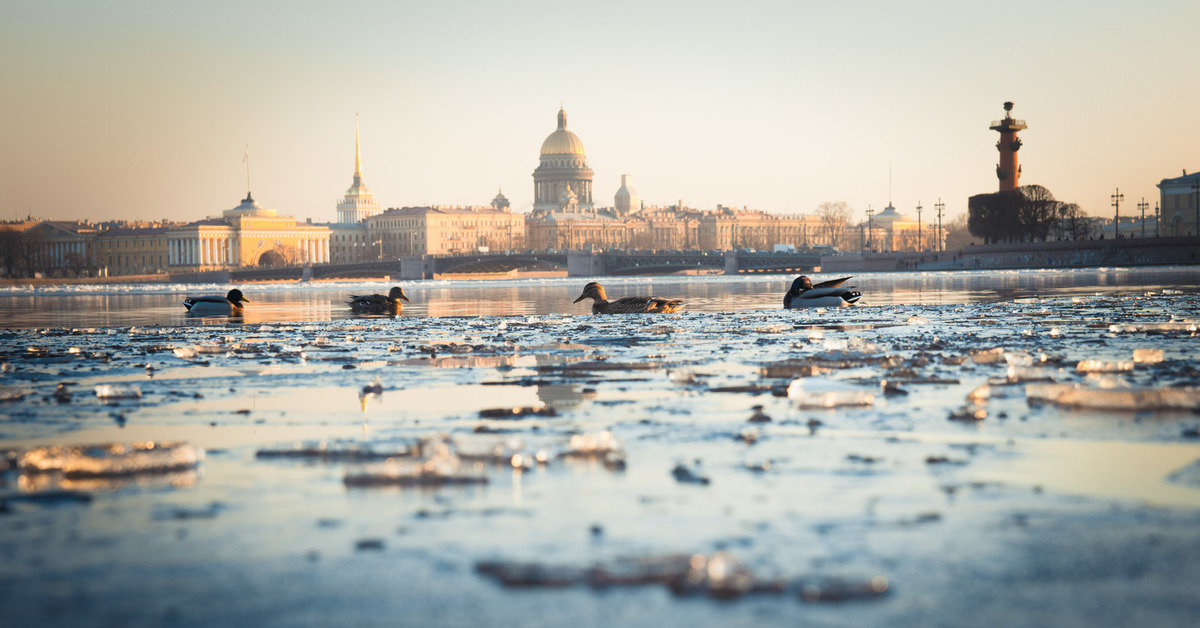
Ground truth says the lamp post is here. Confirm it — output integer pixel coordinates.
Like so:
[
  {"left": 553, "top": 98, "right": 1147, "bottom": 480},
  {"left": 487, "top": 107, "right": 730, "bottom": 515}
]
[
  {"left": 1154, "top": 201, "right": 1160, "bottom": 237},
  {"left": 866, "top": 205, "right": 874, "bottom": 251},
  {"left": 1137, "top": 198, "right": 1149, "bottom": 239},
  {"left": 916, "top": 201, "right": 923, "bottom": 252},
  {"left": 935, "top": 198, "right": 944, "bottom": 253},
  {"left": 374, "top": 239, "right": 382, "bottom": 261},
  {"left": 1110, "top": 188, "right": 1124, "bottom": 239}
]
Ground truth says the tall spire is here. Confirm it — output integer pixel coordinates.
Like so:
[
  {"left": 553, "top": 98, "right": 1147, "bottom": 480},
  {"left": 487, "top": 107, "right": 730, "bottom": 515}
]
[
  {"left": 557, "top": 106, "right": 567, "bottom": 130},
  {"left": 353, "top": 113, "right": 363, "bottom": 185}
]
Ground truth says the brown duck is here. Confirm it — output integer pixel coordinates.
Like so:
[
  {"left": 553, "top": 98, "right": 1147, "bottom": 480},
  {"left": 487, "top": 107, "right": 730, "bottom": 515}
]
[
  {"left": 348, "top": 286, "right": 410, "bottom": 314},
  {"left": 573, "top": 282, "right": 684, "bottom": 314}
]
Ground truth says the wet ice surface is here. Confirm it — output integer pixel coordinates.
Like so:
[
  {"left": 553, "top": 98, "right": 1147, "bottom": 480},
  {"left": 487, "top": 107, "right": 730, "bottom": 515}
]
[{"left": 2, "top": 276, "right": 1200, "bottom": 627}]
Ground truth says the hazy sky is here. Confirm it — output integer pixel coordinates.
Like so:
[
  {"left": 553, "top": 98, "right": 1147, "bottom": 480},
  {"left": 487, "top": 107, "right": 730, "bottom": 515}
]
[{"left": 2, "top": 1, "right": 1196, "bottom": 226}]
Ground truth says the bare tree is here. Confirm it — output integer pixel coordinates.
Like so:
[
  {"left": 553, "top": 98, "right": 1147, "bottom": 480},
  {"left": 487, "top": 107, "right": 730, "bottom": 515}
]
[
  {"left": 943, "top": 214, "right": 977, "bottom": 251},
  {"left": 815, "top": 201, "right": 851, "bottom": 250}
]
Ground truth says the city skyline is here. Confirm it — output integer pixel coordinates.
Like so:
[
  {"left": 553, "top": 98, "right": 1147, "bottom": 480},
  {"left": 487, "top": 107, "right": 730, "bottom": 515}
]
[{"left": 2, "top": 1, "right": 1196, "bottom": 225}]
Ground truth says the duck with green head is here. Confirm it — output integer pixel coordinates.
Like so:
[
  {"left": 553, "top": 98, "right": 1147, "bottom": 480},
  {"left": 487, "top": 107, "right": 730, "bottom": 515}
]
[{"left": 183, "top": 289, "right": 249, "bottom": 315}]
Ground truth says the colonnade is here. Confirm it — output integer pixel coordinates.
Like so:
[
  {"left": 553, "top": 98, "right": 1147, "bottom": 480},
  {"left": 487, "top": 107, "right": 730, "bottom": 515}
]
[
  {"left": 41, "top": 240, "right": 90, "bottom": 266},
  {"left": 167, "top": 235, "right": 330, "bottom": 267}
]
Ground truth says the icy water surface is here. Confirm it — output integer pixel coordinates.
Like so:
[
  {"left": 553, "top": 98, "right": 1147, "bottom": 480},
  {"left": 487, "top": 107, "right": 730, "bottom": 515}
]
[{"left": 2, "top": 269, "right": 1200, "bottom": 627}]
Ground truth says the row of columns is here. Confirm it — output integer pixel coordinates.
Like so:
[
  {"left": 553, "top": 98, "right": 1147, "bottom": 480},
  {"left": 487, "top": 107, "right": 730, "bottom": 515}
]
[
  {"left": 168, "top": 236, "right": 330, "bottom": 267},
  {"left": 169, "top": 237, "right": 236, "bottom": 267},
  {"left": 44, "top": 240, "right": 89, "bottom": 266}
]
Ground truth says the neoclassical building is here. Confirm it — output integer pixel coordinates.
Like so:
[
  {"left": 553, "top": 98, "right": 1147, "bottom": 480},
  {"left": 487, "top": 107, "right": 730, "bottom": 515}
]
[
  {"left": 367, "top": 205, "right": 524, "bottom": 257},
  {"left": 1157, "top": 170, "right": 1199, "bottom": 237},
  {"left": 533, "top": 107, "right": 594, "bottom": 212},
  {"left": 167, "top": 193, "right": 330, "bottom": 269}
]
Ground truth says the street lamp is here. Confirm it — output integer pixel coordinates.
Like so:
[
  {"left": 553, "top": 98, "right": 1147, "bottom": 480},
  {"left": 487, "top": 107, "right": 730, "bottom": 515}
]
[
  {"left": 916, "top": 201, "right": 923, "bottom": 252},
  {"left": 1110, "top": 188, "right": 1124, "bottom": 239},
  {"left": 1137, "top": 198, "right": 1149, "bottom": 239},
  {"left": 866, "top": 205, "right": 874, "bottom": 251},
  {"left": 1154, "top": 201, "right": 1160, "bottom": 237},
  {"left": 374, "top": 239, "right": 382, "bottom": 261},
  {"left": 935, "top": 198, "right": 944, "bottom": 253}
]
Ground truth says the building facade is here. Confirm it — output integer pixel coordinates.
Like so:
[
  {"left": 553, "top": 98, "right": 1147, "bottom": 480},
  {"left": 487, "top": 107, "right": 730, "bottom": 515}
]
[
  {"left": 95, "top": 225, "right": 171, "bottom": 276},
  {"left": 1157, "top": 170, "right": 1199, "bottom": 237},
  {"left": 367, "top": 205, "right": 525, "bottom": 257},
  {"left": 167, "top": 193, "right": 331, "bottom": 270}
]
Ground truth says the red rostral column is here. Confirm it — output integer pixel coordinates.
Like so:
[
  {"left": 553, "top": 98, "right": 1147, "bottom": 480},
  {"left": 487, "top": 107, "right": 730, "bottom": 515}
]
[{"left": 990, "top": 101, "right": 1027, "bottom": 191}]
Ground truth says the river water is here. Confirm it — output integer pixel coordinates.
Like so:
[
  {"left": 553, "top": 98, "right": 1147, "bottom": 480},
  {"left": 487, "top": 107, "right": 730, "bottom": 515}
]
[
  {"left": 1, "top": 267, "right": 1199, "bottom": 627},
  {"left": 0, "top": 266, "right": 1196, "bottom": 328}
]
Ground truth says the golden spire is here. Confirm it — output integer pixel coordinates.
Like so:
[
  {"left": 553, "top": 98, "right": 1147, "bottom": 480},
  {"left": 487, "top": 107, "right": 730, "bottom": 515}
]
[{"left": 354, "top": 113, "right": 362, "bottom": 183}]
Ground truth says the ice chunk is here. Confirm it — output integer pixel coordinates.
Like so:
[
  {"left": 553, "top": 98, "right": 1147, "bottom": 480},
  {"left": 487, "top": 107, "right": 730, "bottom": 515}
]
[
  {"left": 1076, "top": 360, "right": 1133, "bottom": 374},
  {"left": 1004, "top": 351, "right": 1033, "bottom": 367},
  {"left": 94, "top": 384, "right": 142, "bottom": 399},
  {"left": 0, "top": 386, "right": 32, "bottom": 402},
  {"left": 19, "top": 442, "right": 204, "bottom": 478},
  {"left": 1133, "top": 349, "right": 1164, "bottom": 364},
  {"left": 906, "top": 315, "right": 930, "bottom": 325},
  {"left": 172, "top": 347, "right": 198, "bottom": 360},
  {"left": 969, "top": 348, "right": 1005, "bottom": 365},
  {"left": 343, "top": 444, "right": 487, "bottom": 488},
  {"left": 787, "top": 379, "right": 875, "bottom": 408},
  {"left": 799, "top": 576, "right": 889, "bottom": 602},
  {"left": 1026, "top": 384, "right": 1200, "bottom": 411}
]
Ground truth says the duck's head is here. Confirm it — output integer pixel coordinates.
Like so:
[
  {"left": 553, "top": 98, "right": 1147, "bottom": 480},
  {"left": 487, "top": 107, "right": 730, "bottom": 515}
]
[
  {"left": 227, "top": 289, "right": 249, "bottom": 304},
  {"left": 388, "top": 286, "right": 411, "bottom": 302},
  {"left": 788, "top": 276, "right": 813, "bottom": 294},
  {"left": 573, "top": 282, "right": 607, "bottom": 303}
]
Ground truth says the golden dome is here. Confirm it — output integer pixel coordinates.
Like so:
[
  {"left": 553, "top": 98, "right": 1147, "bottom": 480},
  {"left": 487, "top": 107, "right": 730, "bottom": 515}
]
[{"left": 539, "top": 107, "right": 586, "bottom": 156}]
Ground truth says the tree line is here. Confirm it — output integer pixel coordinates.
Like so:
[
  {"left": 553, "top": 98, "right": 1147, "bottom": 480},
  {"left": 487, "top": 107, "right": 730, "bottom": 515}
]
[{"left": 968, "top": 185, "right": 1091, "bottom": 243}]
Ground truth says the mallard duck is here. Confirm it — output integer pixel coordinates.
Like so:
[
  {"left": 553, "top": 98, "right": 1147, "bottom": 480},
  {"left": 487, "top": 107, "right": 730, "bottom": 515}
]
[
  {"left": 573, "top": 282, "right": 684, "bottom": 314},
  {"left": 348, "top": 286, "right": 410, "bottom": 314},
  {"left": 784, "top": 275, "right": 861, "bottom": 308},
  {"left": 183, "top": 289, "right": 249, "bottom": 315}
]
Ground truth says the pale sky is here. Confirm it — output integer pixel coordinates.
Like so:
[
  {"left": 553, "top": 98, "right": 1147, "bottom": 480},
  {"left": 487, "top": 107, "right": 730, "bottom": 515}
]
[{"left": 2, "top": 1, "right": 1196, "bottom": 226}]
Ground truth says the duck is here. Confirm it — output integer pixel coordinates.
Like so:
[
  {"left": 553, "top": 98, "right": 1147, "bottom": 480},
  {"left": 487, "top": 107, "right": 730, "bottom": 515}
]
[
  {"left": 783, "top": 275, "right": 861, "bottom": 308},
  {"left": 573, "top": 282, "right": 684, "bottom": 314},
  {"left": 348, "top": 286, "right": 410, "bottom": 314},
  {"left": 183, "top": 289, "right": 249, "bottom": 315}
]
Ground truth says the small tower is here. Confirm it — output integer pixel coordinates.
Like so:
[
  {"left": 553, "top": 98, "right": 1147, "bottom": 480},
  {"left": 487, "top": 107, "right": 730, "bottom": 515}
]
[
  {"left": 336, "top": 114, "right": 381, "bottom": 223},
  {"left": 614, "top": 174, "right": 640, "bottom": 215},
  {"left": 990, "top": 101, "right": 1027, "bottom": 191}
]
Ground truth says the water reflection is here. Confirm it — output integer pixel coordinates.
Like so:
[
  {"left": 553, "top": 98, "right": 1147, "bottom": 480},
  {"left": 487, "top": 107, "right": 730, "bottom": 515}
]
[{"left": 0, "top": 267, "right": 1194, "bottom": 329}]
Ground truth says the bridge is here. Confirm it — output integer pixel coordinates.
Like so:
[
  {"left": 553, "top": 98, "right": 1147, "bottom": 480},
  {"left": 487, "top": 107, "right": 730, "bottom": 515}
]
[{"left": 177, "top": 250, "right": 822, "bottom": 283}]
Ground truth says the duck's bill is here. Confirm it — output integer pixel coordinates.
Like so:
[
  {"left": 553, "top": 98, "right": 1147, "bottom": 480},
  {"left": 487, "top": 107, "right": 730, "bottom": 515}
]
[
  {"left": 400, "top": 295, "right": 411, "bottom": 302},
  {"left": 573, "top": 294, "right": 586, "bottom": 303}
]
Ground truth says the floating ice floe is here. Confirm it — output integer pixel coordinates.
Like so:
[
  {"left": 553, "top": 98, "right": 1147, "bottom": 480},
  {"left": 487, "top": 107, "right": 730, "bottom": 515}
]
[
  {"left": 1132, "top": 348, "right": 1164, "bottom": 364},
  {"left": 343, "top": 444, "right": 488, "bottom": 488},
  {"left": 94, "top": 384, "right": 142, "bottom": 399},
  {"left": 1025, "top": 384, "right": 1200, "bottom": 411},
  {"left": 256, "top": 440, "right": 415, "bottom": 461},
  {"left": 968, "top": 348, "right": 1006, "bottom": 365},
  {"left": 474, "top": 551, "right": 886, "bottom": 602},
  {"left": 787, "top": 378, "right": 875, "bottom": 409},
  {"left": 1076, "top": 360, "right": 1133, "bottom": 374},
  {"left": 0, "top": 386, "right": 32, "bottom": 402},
  {"left": 19, "top": 441, "right": 204, "bottom": 478}
]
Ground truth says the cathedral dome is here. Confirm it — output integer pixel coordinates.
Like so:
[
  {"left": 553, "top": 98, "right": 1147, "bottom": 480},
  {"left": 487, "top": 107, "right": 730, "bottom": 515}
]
[{"left": 540, "top": 108, "right": 586, "bottom": 156}]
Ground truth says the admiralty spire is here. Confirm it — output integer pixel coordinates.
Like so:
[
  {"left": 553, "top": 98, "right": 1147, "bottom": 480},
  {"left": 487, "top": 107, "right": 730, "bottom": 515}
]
[{"left": 336, "top": 114, "right": 381, "bottom": 223}]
